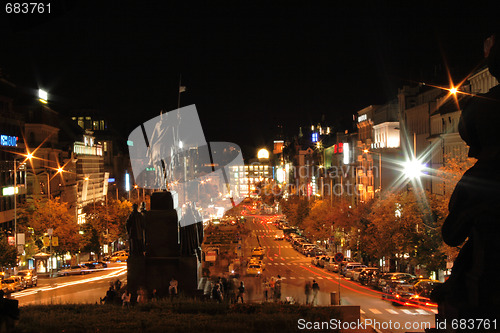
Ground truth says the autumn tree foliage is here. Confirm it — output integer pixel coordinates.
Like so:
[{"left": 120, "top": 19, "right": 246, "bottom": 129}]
[
  {"left": 19, "top": 198, "right": 82, "bottom": 254},
  {"left": 0, "top": 233, "right": 17, "bottom": 267},
  {"left": 81, "top": 199, "right": 131, "bottom": 255}
]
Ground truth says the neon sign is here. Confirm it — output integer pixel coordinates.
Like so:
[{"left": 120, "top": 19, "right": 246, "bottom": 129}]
[{"left": 0, "top": 135, "right": 17, "bottom": 147}]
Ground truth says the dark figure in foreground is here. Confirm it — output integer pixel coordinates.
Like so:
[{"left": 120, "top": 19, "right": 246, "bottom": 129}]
[{"left": 431, "top": 28, "right": 500, "bottom": 331}]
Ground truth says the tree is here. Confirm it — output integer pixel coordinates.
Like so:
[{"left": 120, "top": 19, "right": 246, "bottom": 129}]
[
  {"left": 19, "top": 198, "right": 82, "bottom": 255},
  {"left": 82, "top": 199, "right": 132, "bottom": 256},
  {"left": 302, "top": 200, "right": 335, "bottom": 241},
  {"left": 280, "top": 196, "right": 310, "bottom": 227},
  {"left": 0, "top": 233, "right": 17, "bottom": 268}
]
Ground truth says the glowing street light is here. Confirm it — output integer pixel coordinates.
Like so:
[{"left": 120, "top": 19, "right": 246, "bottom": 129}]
[
  {"left": 38, "top": 89, "right": 48, "bottom": 104},
  {"left": 257, "top": 148, "right": 269, "bottom": 160},
  {"left": 403, "top": 158, "right": 425, "bottom": 180}
]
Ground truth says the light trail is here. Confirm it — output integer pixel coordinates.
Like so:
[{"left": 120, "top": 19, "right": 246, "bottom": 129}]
[{"left": 12, "top": 266, "right": 127, "bottom": 298}]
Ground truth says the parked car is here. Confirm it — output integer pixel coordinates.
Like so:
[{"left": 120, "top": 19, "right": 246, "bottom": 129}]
[
  {"left": 351, "top": 266, "right": 375, "bottom": 282},
  {"left": 311, "top": 256, "right": 322, "bottom": 266},
  {"left": 2, "top": 276, "right": 24, "bottom": 293},
  {"left": 298, "top": 243, "right": 315, "bottom": 255},
  {"left": 318, "top": 256, "right": 332, "bottom": 268},
  {"left": 377, "top": 272, "right": 415, "bottom": 290},
  {"left": 341, "top": 262, "right": 363, "bottom": 276},
  {"left": 58, "top": 264, "right": 91, "bottom": 276},
  {"left": 358, "top": 268, "right": 380, "bottom": 285},
  {"left": 17, "top": 269, "right": 38, "bottom": 287},
  {"left": 346, "top": 265, "right": 367, "bottom": 280}
]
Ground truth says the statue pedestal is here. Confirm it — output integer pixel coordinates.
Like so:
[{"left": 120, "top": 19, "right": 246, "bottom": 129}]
[
  {"left": 127, "top": 255, "right": 201, "bottom": 297},
  {"left": 126, "top": 191, "right": 203, "bottom": 298}
]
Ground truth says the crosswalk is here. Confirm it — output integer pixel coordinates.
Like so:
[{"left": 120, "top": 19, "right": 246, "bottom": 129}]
[
  {"left": 267, "top": 261, "right": 304, "bottom": 265},
  {"left": 360, "top": 308, "right": 438, "bottom": 316}
]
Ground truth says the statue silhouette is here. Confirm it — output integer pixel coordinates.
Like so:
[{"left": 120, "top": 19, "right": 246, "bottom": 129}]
[{"left": 431, "top": 28, "right": 500, "bottom": 329}]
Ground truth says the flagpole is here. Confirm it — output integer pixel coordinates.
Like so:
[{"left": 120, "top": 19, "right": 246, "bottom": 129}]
[{"left": 178, "top": 74, "right": 182, "bottom": 109}]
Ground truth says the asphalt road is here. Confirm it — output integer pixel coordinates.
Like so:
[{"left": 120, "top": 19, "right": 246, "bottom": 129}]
[
  {"left": 240, "top": 215, "right": 436, "bottom": 333},
  {"left": 10, "top": 263, "right": 127, "bottom": 306}
]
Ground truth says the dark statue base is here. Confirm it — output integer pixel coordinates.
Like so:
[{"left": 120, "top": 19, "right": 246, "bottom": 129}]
[
  {"left": 127, "top": 191, "right": 204, "bottom": 299},
  {"left": 127, "top": 255, "right": 201, "bottom": 298}
]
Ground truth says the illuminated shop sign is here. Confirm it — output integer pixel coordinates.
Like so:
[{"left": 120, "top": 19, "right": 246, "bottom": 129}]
[
  {"left": 0, "top": 135, "right": 17, "bottom": 147},
  {"left": 333, "top": 143, "right": 343, "bottom": 154}
]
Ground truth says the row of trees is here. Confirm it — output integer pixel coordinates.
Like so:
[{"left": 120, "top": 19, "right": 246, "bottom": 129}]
[
  {"left": 13, "top": 198, "right": 133, "bottom": 261},
  {"left": 280, "top": 156, "right": 475, "bottom": 274}
]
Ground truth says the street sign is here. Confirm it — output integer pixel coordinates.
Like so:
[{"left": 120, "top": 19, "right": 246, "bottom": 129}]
[
  {"left": 47, "top": 228, "right": 53, "bottom": 236},
  {"left": 334, "top": 252, "right": 344, "bottom": 263},
  {"left": 42, "top": 236, "right": 50, "bottom": 247},
  {"left": 206, "top": 250, "right": 217, "bottom": 262},
  {"left": 52, "top": 237, "right": 59, "bottom": 247}
]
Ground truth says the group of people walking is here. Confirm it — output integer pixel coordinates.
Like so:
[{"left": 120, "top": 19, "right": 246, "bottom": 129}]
[
  {"left": 304, "top": 280, "right": 320, "bottom": 306},
  {"left": 262, "top": 275, "right": 282, "bottom": 302},
  {"left": 210, "top": 276, "right": 245, "bottom": 303},
  {"left": 101, "top": 278, "right": 175, "bottom": 307}
]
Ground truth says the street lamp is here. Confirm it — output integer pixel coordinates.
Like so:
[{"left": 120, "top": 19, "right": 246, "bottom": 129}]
[{"left": 402, "top": 158, "right": 425, "bottom": 180}]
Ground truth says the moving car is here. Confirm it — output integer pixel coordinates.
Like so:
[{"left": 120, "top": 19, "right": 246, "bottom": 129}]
[
  {"left": 58, "top": 264, "right": 91, "bottom": 276},
  {"left": 84, "top": 261, "right": 108, "bottom": 269},
  {"left": 110, "top": 252, "right": 129, "bottom": 262},
  {"left": 251, "top": 247, "right": 264, "bottom": 257},
  {"left": 246, "top": 263, "right": 264, "bottom": 276},
  {"left": 274, "top": 230, "right": 284, "bottom": 240},
  {"left": 17, "top": 269, "right": 38, "bottom": 287}
]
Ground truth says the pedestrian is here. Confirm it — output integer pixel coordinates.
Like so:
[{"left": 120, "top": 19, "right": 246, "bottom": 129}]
[
  {"left": 137, "top": 286, "right": 148, "bottom": 304},
  {"left": 114, "top": 279, "right": 122, "bottom": 292},
  {"left": 236, "top": 281, "right": 245, "bottom": 303},
  {"left": 102, "top": 285, "right": 117, "bottom": 305},
  {"left": 269, "top": 276, "right": 275, "bottom": 300},
  {"left": 274, "top": 275, "right": 282, "bottom": 302},
  {"left": 312, "top": 280, "right": 320, "bottom": 306},
  {"left": 263, "top": 278, "right": 270, "bottom": 302},
  {"left": 151, "top": 289, "right": 158, "bottom": 302},
  {"left": 212, "top": 283, "right": 223, "bottom": 303},
  {"left": 305, "top": 280, "right": 312, "bottom": 305},
  {"left": 121, "top": 289, "right": 131, "bottom": 308},
  {"left": 230, "top": 277, "right": 238, "bottom": 304},
  {"left": 169, "top": 277, "right": 178, "bottom": 300}
]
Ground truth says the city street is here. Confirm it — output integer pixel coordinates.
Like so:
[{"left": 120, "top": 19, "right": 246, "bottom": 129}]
[
  {"left": 10, "top": 263, "right": 127, "bottom": 307},
  {"left": 240, "top": 216, "right": 436, "bottom": 333}
]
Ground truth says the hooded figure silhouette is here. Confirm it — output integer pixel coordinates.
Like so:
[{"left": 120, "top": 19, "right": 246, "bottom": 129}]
[{"left": 431, "top": 26, "right": 500, "bottom": 328}]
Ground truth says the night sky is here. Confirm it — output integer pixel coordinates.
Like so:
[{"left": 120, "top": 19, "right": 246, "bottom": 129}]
[{"left": 1, "top": 1, "right": 497, "bottom": 159}]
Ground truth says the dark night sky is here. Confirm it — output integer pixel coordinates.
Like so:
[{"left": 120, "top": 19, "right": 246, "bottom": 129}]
[{"left": 1, "top": 1, "right": 497, "bottom": 159}]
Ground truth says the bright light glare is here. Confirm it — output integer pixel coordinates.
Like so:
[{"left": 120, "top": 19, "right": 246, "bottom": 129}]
[
  {"left": 449, "top": 87, "right": 457, "bottom": 94},
  {"left": 403, "top": 159, "right": 425, "bottom": 179}
]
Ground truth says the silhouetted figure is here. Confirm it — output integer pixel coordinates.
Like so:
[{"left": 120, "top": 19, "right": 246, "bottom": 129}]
[
  {"left": 126, "top": 203, "right": 145, "bottom": 255},
  {"left": 431, "top": 28, "right": 500, "bottom": 329},
  {"left": 304, "top": 281, "right": 312, "bottom": 305},
  {"left": 311, "top": 280, "right": 320, "bottom": 306}
]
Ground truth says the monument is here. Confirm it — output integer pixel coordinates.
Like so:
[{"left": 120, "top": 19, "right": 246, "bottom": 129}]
[{"left": 127, "top": 191, "right": 204, "bottom": 298}]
